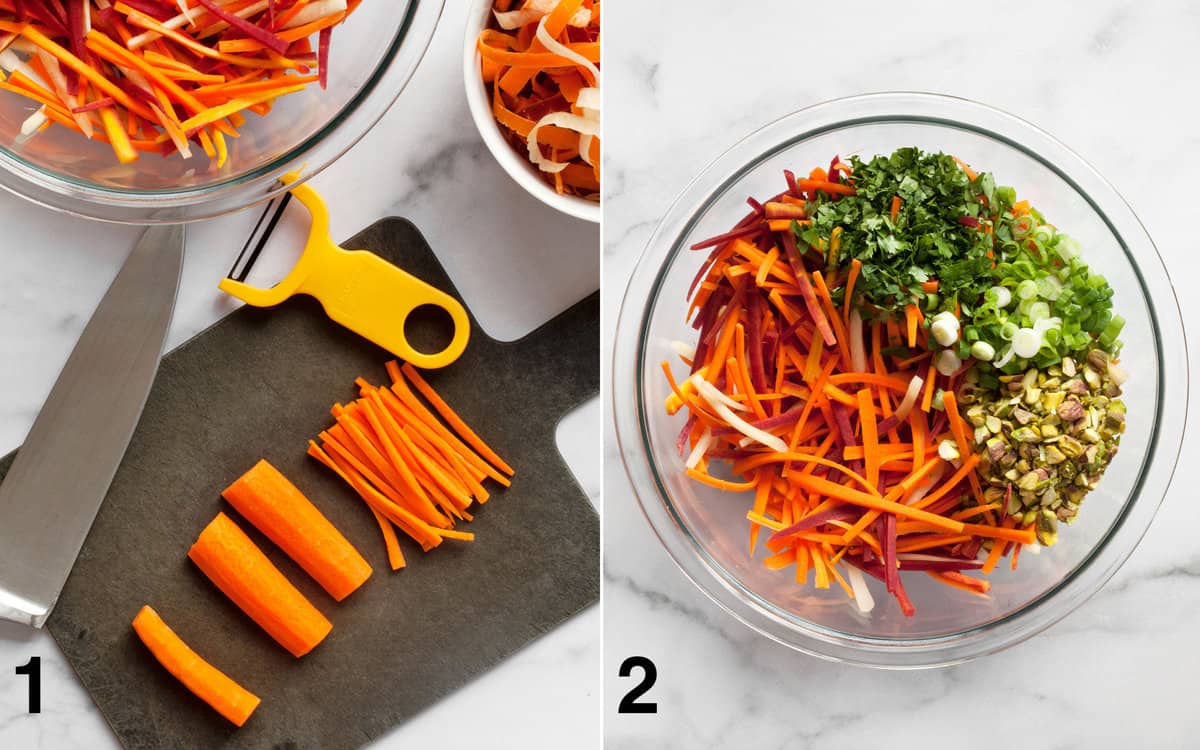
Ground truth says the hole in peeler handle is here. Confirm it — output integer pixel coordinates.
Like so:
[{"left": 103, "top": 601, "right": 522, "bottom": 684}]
[{"left": 403, "top": 304, "right": 457, "bottom": 357}]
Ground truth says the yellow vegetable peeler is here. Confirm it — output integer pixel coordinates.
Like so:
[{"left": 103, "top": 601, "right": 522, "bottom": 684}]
[{"left": 219, "top": 174, "right": 470, "bottom": 370}]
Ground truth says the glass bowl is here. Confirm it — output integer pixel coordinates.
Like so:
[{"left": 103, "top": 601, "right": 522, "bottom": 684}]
[
  {"left": 612, "top": 92, "right": 1188, "bottom": 668},
  {"left": 0, "top": 0, "right": 443, "bottom": 223}
]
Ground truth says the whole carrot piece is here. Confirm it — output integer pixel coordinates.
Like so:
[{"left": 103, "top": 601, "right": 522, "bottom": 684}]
[
  {"left": 131, "top": 605, "right": 261, "bottom": 727},
  {"left": 189, "top": 512, "right": 332, "bottom": 658},
  {"left": 223, "top": 459, "right": 373, "bottom": 602}
]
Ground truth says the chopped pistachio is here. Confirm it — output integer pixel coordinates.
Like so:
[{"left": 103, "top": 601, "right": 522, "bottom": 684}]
[
  {"left": 964, "top": 353, "right": 1126, "bottom": 534},
  {"left": 938, "top": 439, "right": 961, "bottom": 461},
  {"left": 1011, "top": 426, "right": 1041, "bottom": 443},
  {"left": 1036, "top": 509, "right": 1059, "bottom": 546}
]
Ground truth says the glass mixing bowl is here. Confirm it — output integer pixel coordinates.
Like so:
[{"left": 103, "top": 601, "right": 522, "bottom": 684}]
[
  {"left": 612, "top": 92, "right": 1188, "bottom": 668},
  {"left": 0, "top": 0, "right": 442, "bottom": 223}
]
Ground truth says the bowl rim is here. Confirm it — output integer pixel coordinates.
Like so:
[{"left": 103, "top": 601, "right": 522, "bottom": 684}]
[
  {"left": 460, "top": 0, "right": 600, "bottom": 224},
  {"left": 0, "top": 0, "right": 444, "bottom": 223},
  {"left": 612, "top": 91, "right": 1189, "bottom": 668}
]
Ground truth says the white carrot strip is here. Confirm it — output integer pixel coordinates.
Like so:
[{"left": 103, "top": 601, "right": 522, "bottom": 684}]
[
  {"left": 846, "top": 564, "right": 875, "bottom": 614},
  {"left": 893, "top": 375, "right": 925, "bottom": 421},
  {"left": 35, "top": 50, "right": 93, "bottom": 139},
  {"left": 127, "top": 0, "right": 269, "bottom": 48},
  {"left": 670, "top": 340, "right": 696, "bottom": 361},
  {"left": 689, "top": 374, "right": 751, "bottom": 413},
  {"left": 685, "top": 428, "right": 712, "bottom": 470}
]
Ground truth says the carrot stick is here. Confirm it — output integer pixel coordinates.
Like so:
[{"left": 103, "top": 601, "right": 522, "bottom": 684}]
[
  {"left": 397, "top": 363, "right": 514, "bottom": 477},
  {"left": 905, "top": 304, "right": 920, "bottom": 348},
  {"left": 843, "top": 259, "right": 862, "bottom": 320},
  {"left": 797, "top": 179, "right": 856, "bottom": 196},
  {"left": 789, "top": 474, "right": 964, "bottom": 533},
  {"left": 309, "top": 441, "right": 443, "bottom": 551},
  {"left": 132, "top": 606, "right": 260, "bottom": 727},
  {"left": 858, "top": 388, "right": 880, "bottom": 488},
  {"left": 369, "top": 507, "right": 405, "bottom": 571},
  {"left": 188, "top": 512, "right": 332, "bottom": 658},
  {"left": 941, "top": 391, "right": 988, "bottom": 505},
  {"left": 222, "top": 459, "right": 372, "bottom": 601}
]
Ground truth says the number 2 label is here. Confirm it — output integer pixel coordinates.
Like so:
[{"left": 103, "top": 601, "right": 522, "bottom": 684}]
[{"left": 617, "top": 656, "right": 657, "bottom": 714}]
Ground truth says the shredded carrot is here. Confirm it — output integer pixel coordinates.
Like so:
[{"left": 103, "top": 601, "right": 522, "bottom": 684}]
[
  {"left": 310, "top": 364, "right": 513, "bottom": 561},
  {"left": 666, "top": 158, "right": 1054, "bottom": 617},
  {"left": 0, "top": 1, "right": 360, "bottom": 163}
]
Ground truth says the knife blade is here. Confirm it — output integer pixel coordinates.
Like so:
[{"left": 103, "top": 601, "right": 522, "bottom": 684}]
[{"left": 0, "top": 224, "right": 185, "bottom": 628}]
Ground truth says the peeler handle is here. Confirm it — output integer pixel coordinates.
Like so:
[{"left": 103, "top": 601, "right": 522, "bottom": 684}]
[
  {"left": 298, "top": 246, "right": 471, "bottom": 370},
  {"left": 219, "top": 177, "right": 471, "bottom": 370}
]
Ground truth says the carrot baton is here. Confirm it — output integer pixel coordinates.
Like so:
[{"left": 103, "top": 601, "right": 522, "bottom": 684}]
[
  {"left": 131, "top": 605, "right": 261, "bottom": 727},
  {"left": 188, "top": 512, "right": 332, "bottom": 658},
  {"left": 222, "top": 459, "right": 373, "bottom": 601},
  {"left": 396, "top": 362, "right": 514, "bottom": 477}
]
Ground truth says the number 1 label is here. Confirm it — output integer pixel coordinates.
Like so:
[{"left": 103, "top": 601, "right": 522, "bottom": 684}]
[{"left": 15, "top": 657, "right": 40, "bottom": 714}]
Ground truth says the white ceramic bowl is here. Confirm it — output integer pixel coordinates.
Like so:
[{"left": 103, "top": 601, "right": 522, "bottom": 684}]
[{"left": 462, "top": 0, "right": 600, "bottom": 223}]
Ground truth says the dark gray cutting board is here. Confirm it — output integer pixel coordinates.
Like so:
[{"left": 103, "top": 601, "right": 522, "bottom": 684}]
[{"left": 0, "top": 218, "right": 599, "bottom": 749}]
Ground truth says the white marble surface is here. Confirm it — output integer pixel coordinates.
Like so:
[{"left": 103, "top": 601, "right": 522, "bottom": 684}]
[
  {"left": 604, "top": 1, "right": 1199, "bottom": 747},
  {"left": 0, "top": 2, "right": 600, "bottom": 747}
]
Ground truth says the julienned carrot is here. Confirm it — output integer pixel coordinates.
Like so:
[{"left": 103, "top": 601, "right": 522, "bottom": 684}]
[
  {"left": 132, "top": 606, "right": 261, "bottom": 727},
  {"left": 398, "top": 362, "right": 514, "bottom": 476},
  {"left": 370, "top": 507, "right": 405, "bottom": 571},
  {"left": 222, "top": 459, "right": 373, "bottom": 602},
  {"left": 310, "top": 364, "right": 513, "bottom": 563},
  {"left": 668, "top": 159, "right": 1043, "bottom": 617},
  {"left": 798, "top": 178, "right": 856, "bottom": 197},
  {"left": 188, "top": 512, "right": 332, "bottom": 658},
  {"left": 0, "top": 0, "right": 360, "bottom": 164}
]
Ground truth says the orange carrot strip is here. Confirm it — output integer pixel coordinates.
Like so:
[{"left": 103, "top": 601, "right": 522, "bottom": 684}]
[
  {"left": 941, "top": 391, "right": 988, "bottom": 505},
  {"left": 843, "top": 259, "right": 862, "bottom": 320},
  {"left": 188, "top": 512, "right": 332, "bottom": 658},
  {"left": 132, "top": 606, "right": 260, "bottom": 727},
  {"left": 398, "top": 362, "right": 514, "bottom": 477},
  {"left": 797, "top": 179, "right": 856, "bottom": 196},
  {"left": 961, "top": 522, "right": 1037, "bottom": 545},
  {"left": 790, "top": 474, "right": 964, "bottom": 533},
  {"left": 377, "top": 385, "right": 510, "bottom": 488},
  {"left": 309, "top": 442, "right": 443, "bottom": 551},
  {"left": 905, "top": 303, "right": 920, "bottom": 348},
  {"left": 858, "top": 388, "right": 881, "bottom": 488},
  {"left": 928, "top": 571, "right": 989, "bottom": 597},
  {"left": 324, "top": 425, "right": 450, "bottom": 529},
  {"left": 910, "top": 454, "right": 981, "bottom": 510},
  {"left": 369, "top": 507, "right": 405, "bottom": 571}
]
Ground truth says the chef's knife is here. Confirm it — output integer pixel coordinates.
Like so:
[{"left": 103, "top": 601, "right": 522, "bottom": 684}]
[{"left": 0, "top": 225, "right": 185, "bottom": 628}]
